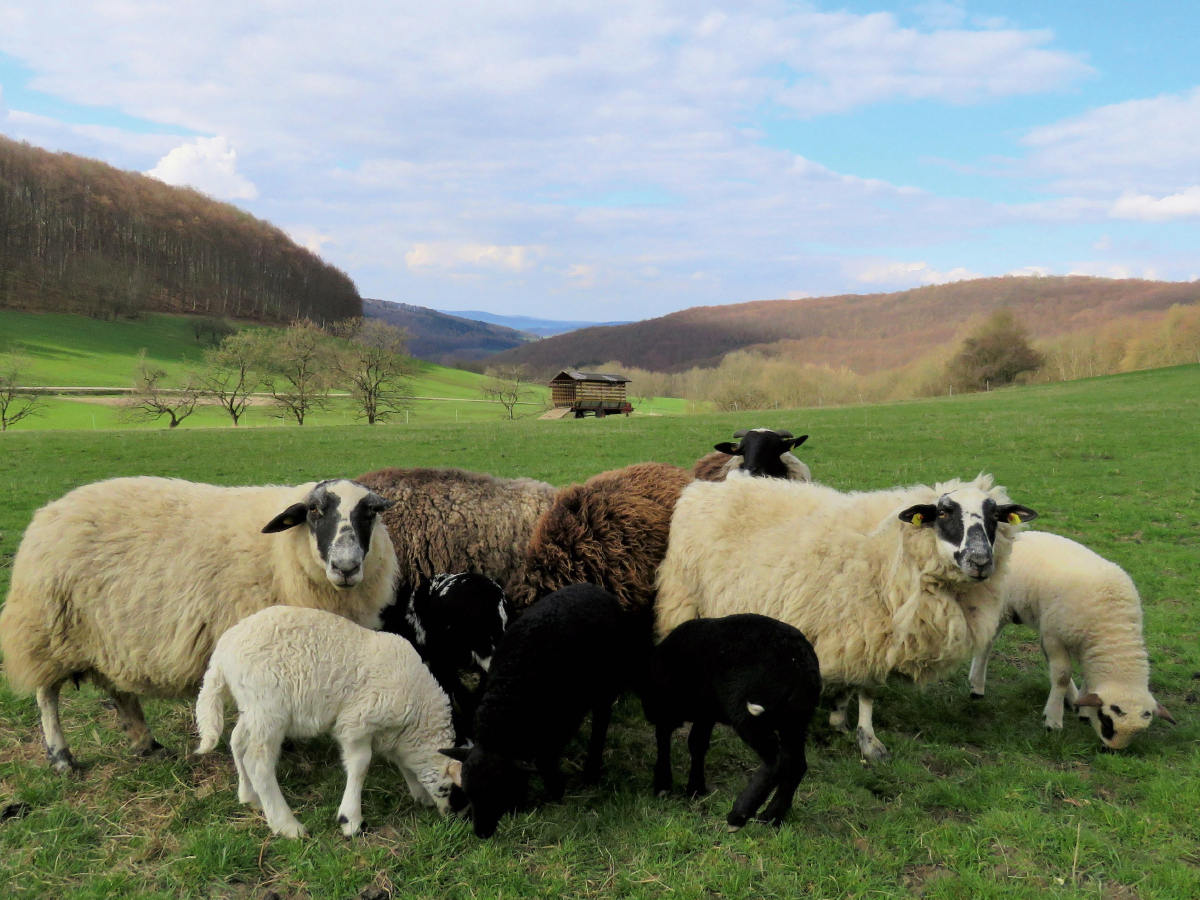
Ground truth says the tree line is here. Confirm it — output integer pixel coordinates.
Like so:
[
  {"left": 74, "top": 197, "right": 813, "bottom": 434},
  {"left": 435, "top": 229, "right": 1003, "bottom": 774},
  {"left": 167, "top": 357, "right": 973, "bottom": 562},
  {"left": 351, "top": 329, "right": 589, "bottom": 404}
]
[
  {"left": 0, "top": 136, "right": 361, "bottom": 324},
  {"left": 1, "top": 318, "right": 415, "bottom": 430}
]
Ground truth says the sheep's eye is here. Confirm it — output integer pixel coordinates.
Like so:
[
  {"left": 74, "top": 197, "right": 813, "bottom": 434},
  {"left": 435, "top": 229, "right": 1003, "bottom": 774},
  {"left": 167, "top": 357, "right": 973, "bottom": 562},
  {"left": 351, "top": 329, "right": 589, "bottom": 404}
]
[
  {"left": 938, "top": 510, "right": 949, "bottom": 519},
  {"left": 1110, "top": 705, "right": 1124, "bottom": 716},
  {"left": 1142, "top": 711, "right": 1152, "bottom": 718}
]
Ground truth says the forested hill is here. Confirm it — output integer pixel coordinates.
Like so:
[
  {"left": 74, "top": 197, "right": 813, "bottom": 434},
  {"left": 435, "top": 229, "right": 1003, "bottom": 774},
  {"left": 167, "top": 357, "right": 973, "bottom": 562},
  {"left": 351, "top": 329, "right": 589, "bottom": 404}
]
[
  {"left": 487, "top": 275, "right": 1200, "bottom": 374},
  {"left": 362, "top": 298, "right": 536, "bottom": 364},
  {"left": 0, "top": 136, "right": 360, "bottom": 324}
]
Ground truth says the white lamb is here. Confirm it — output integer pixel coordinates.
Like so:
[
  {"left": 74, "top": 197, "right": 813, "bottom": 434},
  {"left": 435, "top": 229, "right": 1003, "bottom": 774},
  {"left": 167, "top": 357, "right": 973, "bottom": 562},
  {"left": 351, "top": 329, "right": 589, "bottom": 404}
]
[
  {"left": 0, "top": 477, "right": 397, "bottom": 773},
  {"left": 195, "top": 605, "right": 461, "bottom": 838},
  {"left": 962, "top": 530, "right": 1175, "bottom": 749},
  {"left": 655, "top": 472, "right": 1036, "bottom": 760}
]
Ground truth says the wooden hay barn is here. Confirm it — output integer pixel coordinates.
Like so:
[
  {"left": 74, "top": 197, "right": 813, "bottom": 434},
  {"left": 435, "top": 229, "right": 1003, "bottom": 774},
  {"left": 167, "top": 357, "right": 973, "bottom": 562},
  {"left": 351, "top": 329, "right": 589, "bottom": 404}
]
[{"left": 548, "top": 369, "right": 632, "bottom": 418}]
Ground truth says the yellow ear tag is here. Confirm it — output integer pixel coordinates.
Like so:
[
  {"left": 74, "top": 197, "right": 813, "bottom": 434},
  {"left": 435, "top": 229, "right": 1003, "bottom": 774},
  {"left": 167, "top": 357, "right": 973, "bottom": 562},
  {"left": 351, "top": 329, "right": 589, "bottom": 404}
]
[
  {"left": 911, "top": 513, "right": 923, "bottom": 526},
  {"left": 1008, "top": 512, "right": 1021, "bottom": 525}
]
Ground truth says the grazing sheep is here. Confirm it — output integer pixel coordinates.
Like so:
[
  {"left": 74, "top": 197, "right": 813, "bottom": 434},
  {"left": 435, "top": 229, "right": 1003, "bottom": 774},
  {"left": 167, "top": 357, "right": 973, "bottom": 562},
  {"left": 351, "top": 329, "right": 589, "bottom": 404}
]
[
  {"left": 441, "top": 583, "right": 652, "bottom": 838},
  {"left": 507, "top": 462, "right": 694, "bottom": 615},
  {"left": 355, "top": 466, "right": 557, "bottom": 599},
  {"left": 655, "top": 474, "right": 1036, "bottom": 760},
  {"left": 195, "top": 606, "right": 459, "bottom": 838},
  {"left": 693, "top": 429, "right": 812, "bottom": 482},
  {"left": 645, "top": 614, "right": 821, "bottom": 830},
  {"left": 0, "top": 477, "right": 397, "bottom": 773},
  {"left": 962, "top": 531, "right": 1174, "bottom": 748},
  {"left": 379, "top": 573, "right": 512, "bottom": 740}
]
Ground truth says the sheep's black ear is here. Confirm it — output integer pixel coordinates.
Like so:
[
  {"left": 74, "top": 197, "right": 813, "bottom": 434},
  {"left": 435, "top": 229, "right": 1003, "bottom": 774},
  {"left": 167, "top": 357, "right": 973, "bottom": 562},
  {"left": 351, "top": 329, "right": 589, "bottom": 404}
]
[
  {"left": 898, "top": 504, "right": 937, "bottom": 527},
  {"left": 365, "top": 493, "right": 395, "bottom": 514},
  {"left": 439, "top": 747, "right": 471, "bottom": 761},
  {"left": 732, "top": 429, "right": 749, "bottom": 438},
  {"left": 995, "top": 504, "right": 1037, "bottom": 525},
  {"left": 787, "top": 435, "right": 809, "bottom": 449},
  {"left": 714, "top": 442, "right": 742, "bottom": 455},
  {"left": 262, "top": 502, "right": 309, "bottom": 533}
]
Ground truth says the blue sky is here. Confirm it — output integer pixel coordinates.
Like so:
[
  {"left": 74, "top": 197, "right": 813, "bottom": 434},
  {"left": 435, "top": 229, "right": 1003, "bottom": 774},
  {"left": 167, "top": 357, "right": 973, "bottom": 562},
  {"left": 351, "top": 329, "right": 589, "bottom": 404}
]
[{"left": 2, "top": 1, "right": 1198, "bottom": 319}]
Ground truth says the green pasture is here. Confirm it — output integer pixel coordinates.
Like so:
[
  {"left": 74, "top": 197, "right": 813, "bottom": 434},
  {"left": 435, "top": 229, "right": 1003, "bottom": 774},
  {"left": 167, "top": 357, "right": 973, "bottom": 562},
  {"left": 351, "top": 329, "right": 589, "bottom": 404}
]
[{"left": 0, "top": 364, "right": 1198, "bottom": 899}]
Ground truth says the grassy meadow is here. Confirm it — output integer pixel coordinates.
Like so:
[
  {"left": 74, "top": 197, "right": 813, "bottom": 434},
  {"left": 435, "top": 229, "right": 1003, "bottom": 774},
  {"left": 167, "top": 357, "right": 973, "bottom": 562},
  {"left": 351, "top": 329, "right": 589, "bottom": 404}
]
[{"left": 0, "top": 362, "right": 1197, "bottom": 899}]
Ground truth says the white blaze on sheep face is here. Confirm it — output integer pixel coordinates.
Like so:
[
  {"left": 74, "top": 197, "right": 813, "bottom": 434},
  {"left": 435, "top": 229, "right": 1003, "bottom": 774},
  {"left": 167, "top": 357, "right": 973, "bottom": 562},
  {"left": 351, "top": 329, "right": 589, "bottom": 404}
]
[
  {"left": 262, "top": 480, "right": 395, "bottom": 589},
  {"left": 899, "top": 489, "right": 1037, "bottom": 582}
]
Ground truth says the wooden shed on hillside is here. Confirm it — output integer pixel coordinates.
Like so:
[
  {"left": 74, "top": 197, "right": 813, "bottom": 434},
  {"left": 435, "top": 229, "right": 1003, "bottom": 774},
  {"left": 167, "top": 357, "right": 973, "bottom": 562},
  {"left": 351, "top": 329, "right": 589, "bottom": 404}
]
[{"left": 548, "top": 369, "right": 632, "bottom": 418}]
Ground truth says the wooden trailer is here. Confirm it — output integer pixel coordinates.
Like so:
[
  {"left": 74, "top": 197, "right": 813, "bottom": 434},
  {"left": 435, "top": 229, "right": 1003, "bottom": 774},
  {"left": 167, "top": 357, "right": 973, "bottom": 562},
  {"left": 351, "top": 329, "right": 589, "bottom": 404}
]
[{"left": 548, "top": 369, "right": 633, "bottom": 418}]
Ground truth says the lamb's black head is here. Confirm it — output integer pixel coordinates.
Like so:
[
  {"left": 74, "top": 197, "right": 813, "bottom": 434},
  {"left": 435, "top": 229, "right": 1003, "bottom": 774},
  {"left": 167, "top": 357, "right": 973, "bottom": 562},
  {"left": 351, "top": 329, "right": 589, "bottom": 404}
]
[
  {"left": 899, "top": 486, "right": 1036, "bottom": 581},
  {"left": 440, "top": 745, "right": 529, "bottom": 839},
  {"left": 262, "top": 480, "right": 395, "bottom": 589},
  {"left": 714, "top": 429, "right": 809, "bottom": 479}
]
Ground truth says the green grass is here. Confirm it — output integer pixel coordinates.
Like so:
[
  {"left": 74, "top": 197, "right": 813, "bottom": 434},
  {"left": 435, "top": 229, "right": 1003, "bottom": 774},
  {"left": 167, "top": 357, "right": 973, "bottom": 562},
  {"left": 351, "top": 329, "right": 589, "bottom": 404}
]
[{"left": 0, "top": 365, "right": 1198, "bottom": 899}]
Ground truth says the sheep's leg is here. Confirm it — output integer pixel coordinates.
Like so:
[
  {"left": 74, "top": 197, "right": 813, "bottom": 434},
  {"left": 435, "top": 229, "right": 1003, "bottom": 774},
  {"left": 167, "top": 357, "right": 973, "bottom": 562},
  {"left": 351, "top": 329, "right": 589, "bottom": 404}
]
[
  {"left": 1041, "top": 636, "right": 1073, "bottom": 730},
  {"left": 855, "top": 690, "right": 890, "bottom": 762},
  {"left": 335, "top": 736, "right": 374, "bottom": 837},
  {"left": 759, "top": 725, "right": 809, "bottom": 828},
  {"left": 828, "top": 688, "right": 853, "bottom": 733},
  {"left": 109, "top": 691, "right": 167, "bottom": 757},
  {"left": 230, "top": 720, "right": 261, "bottom": 808},
  {"left": 536, "top": 751, "right": 566, "bottom": 802},
  {"left": 685, "top": 718, "right": 715, "bottom": 798},
  {"left": 37, "top": 680, "right": 80, "bottom": 774},
  {"left": 241, "top": 731, "right": 306, "bottom": 838},
  {"left": 652, "top": 722, "right": 677, "bottom": 797},
  {"left": 968, "top": 639, "right": 994, "bottom": 699},
  {"left": 400, "top": 765, "right": 435, "bottom": 807},
  {"left": 727, "top": 726, "right": 780, "bottom": 831},
  {"left": 582, "top": 701, "right": 613, "bottom": 784}
]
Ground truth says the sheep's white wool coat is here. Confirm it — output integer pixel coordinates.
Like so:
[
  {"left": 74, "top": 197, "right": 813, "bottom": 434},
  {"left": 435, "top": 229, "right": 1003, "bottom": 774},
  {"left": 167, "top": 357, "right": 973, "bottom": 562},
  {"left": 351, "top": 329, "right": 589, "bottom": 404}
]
[
  {"left": 963, "top": 531, "right": 1149, "bottom": 691},
  {"left": 654, "top": 474, "right": 1017, "bottom": 687},
  {"left": 196, "top": 606, "right": 454, "bottom": 767},
  {"left": 0, "top": 477, "right": 398, "bottom": 698}
]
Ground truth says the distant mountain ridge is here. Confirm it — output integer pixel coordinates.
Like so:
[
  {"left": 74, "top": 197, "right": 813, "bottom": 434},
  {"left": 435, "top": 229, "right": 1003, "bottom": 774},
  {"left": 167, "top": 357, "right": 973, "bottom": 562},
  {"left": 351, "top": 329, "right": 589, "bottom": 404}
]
[
  {"left": 438, "top": 309, "right": 632, "bottom": 337},
  {"left": 486, "top": 276, "right": 1200, "bottom": 374},
  {"left": 362, "top": 299, "right": 537, "bottom": 365}
]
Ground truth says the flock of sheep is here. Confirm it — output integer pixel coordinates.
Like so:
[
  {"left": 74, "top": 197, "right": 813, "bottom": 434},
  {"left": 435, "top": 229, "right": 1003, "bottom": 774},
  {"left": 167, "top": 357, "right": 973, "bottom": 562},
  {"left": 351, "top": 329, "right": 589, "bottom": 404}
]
[{"left": 0, "top": 427, "right": 1174, "bottom": 840}]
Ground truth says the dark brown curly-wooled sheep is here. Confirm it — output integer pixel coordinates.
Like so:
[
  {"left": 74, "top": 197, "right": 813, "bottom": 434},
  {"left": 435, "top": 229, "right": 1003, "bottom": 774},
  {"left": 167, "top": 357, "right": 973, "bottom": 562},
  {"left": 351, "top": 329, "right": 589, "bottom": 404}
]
[
  {"left": 355, "top": 467, "right": 558, "bottom": 596},
  {"left": 507, "top": 462, "right": 695, "bottom": 616}
]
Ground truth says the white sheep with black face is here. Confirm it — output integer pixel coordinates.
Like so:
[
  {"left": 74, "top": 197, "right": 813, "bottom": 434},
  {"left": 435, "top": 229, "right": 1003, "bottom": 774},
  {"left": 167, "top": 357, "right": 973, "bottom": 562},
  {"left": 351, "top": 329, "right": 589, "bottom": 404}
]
[
  {"left": 0, "top": 476, "right": 397, "bottom": 774},
  {"left": 961, "top": 530, "right": 1174, "bottom": 749},
  {"left": 655, "top": 473, "right": 1036, "bottom": 760}
]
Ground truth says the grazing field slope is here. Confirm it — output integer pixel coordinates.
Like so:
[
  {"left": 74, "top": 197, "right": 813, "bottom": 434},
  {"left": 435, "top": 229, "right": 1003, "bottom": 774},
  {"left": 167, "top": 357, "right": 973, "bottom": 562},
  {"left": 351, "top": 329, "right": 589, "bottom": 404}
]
[
  {"left": 488, "top": 275, "right": 1200, "bottom": 375},
  {"left": 0, "top": 365, "right": 1197, "bottom": 899}
]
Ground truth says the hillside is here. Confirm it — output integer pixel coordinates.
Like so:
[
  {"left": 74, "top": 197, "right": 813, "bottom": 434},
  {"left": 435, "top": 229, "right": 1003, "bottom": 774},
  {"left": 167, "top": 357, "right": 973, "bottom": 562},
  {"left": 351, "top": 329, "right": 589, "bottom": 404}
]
[
  {"left": 0, "top": 136, "right": 360, "bottom": 324},
  {"left": 440, "top": 309, "right": 632, "bottom": 337},
  {"left": 488, "top": 275, "right": 1200, "bottom": 374},
  {"left": 362, "top": 298, "right": 536, "bottom": 364}
]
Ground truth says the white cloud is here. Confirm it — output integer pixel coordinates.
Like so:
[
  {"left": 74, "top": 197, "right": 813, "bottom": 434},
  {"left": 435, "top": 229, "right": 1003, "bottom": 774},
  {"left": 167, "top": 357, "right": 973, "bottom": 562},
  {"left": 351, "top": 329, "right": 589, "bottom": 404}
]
[
  {"left": 566, "top": 263, "right": 598, "bottom": 288},
  {"left": 288, "top": 227, "right": 334, "bottom": 255},
  {"left": 405, "top": 242, "right": 542, "bottom": 273},
  {"left": 1110, "top": 187, "right": 1200, "bottom": 222},
  {"left": 856, "top": 260, "right": 981, "bottom": 286},
  {"left": 146, "top": 136, "right": 257, "bottom": 200}
]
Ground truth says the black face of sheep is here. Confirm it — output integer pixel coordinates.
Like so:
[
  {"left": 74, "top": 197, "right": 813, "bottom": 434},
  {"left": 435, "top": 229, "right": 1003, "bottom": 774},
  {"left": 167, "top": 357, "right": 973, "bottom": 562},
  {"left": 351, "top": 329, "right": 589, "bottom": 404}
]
[
  {"left": 440, "top": 746, "right": 529, "bottom": 839},
  {"left": 899, "top": 490, "right": 1037, "bottom": 581},
  {"left": 262, "top": 480, "right": 395, "bottom": 589},
  {"left": 714, "top": 429, "right": 809, "bottom": 479}
]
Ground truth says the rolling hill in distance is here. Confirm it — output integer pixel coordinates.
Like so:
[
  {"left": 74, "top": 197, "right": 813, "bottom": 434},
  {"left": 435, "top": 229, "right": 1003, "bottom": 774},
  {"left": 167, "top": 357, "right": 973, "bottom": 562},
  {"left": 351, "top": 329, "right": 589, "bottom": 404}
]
[
  {"left": 486, "top": 275, "right": 1200, "bottom": 374},
  {"left": 439, "top": 309, "right": 632, "bottom": 337},
  {"left": 362, "top": 298, "right": 538, "bottom": 364}
]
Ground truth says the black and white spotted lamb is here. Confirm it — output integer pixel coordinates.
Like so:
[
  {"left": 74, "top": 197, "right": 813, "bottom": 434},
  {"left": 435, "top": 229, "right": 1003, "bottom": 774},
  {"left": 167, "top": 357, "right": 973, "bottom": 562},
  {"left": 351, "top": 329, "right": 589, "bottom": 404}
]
[
  {"left": 643, "top": 614, "right": 821, "bottom": 831},
  {"left": 380, "top": 573, "right": 512, "bottom": 740},
  {"left": 441, "top": 583, "right": 652, "bottom": 838}
]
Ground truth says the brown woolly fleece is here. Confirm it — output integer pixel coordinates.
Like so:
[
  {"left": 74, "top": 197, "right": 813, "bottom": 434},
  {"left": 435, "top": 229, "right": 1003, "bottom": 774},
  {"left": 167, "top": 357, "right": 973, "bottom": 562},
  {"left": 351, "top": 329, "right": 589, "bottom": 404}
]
[
  {"left": 692, "top": 451, "right": 736, "bottom": 482},
  {"left": 355, "top": 467, "right": 558, "bottom": 592},
  {"left": 507, "top": 462, "right": 695, "bottom": 613}
]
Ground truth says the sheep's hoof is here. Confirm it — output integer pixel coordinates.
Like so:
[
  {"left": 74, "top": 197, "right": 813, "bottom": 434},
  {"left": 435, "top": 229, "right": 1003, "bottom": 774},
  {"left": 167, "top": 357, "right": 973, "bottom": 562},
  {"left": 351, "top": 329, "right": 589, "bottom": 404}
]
[
  {"left": 726, "top": 823, "right": 742, "bottom": 833},
  {"left": 655, "top": 789, "right": 671, "bottom": 799},
  {"left": 969, "top": 692, "right": 985, "bottom": 700},
  {"left": 338, "top": 814, "right": 363, "bottom": 838},
  {"left": 274, "top": 821, "right": 308, "bottom": 840},
  {"left": 1043, "top": 718, "right": 1063, "bottom": 732},
  {"left": 135, "top": 740, "right": 172, "bottom": 759},
  {"left": 856, "top": 728, "right": 890, "bottom": 762},
  {"left": 47, "top": 748, "right": 82, "bottom": 775}
]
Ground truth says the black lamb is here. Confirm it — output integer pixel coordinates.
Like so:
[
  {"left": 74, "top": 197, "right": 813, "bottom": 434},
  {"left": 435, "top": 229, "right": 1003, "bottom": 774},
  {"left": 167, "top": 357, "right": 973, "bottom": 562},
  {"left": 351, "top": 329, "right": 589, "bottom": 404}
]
[
  {"left": 643, "top": 613, "right": 821, "bottom": 830},
  {"left": 440, "top": 583, "right": 651, "bottom": 838},
  {"left": 380, "top": 573, "right": 511, "bottom": 740}
]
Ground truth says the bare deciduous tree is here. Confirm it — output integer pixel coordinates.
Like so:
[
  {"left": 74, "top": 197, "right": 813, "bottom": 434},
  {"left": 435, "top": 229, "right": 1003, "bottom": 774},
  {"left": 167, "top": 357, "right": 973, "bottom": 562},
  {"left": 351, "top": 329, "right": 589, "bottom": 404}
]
[
  {"left": 481, "top": 364, "right": 539, "bottom": 420},
  {"left": 123, "top": 349, "right": 200, "bottom": 428},
  {"left": 200, "top": 329, "right": 264, "bottom": 425},
  {"left": 260, "top": 320, "right": 334, "bottom": 425},
  {"left": 0, "top": 352, "right": 44, "bottom": 431},
  {"left": 332, "top": 317, "right": 416, "bottom": 424}
]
